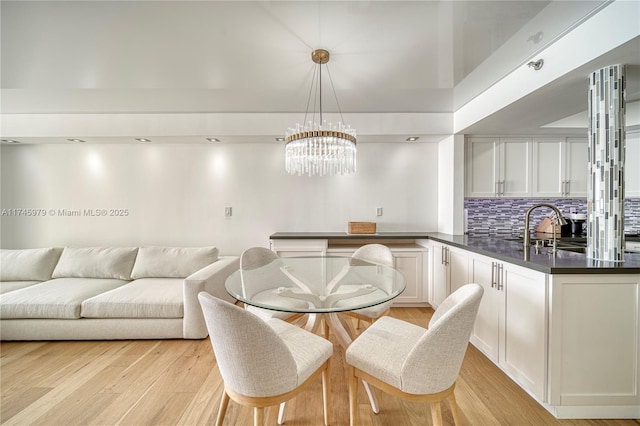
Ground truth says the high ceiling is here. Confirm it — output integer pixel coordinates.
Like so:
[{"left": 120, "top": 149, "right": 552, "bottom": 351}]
[{"left": 1, "top": 0, "right": 638, "bottom": 144}]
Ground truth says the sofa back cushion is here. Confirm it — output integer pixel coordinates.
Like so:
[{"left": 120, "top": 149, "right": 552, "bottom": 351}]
[
  {"left": 0, "top": 248, "right": 63, "bottom": 281},
  {"left": 131, "top": 246, "right": 218, "bottom": 279},
  {"left": 52, "top": 247, "right": 138, "bottom": 280}
]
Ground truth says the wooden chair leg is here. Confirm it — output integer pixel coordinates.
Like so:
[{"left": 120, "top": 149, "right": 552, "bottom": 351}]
[
  {"left": 448, "top": 391, "right": 461, "bottom": 425},
  {"left": 348, "top": 367, "right": 358, "bottom": 426},
  {"left": 430, "top": 401, "right": 443, "bottom": 426},
  {"left": 254, "top": 407, "right": 264, "bottom": 426},
  {"left": 323, "top": 318, "right": 330, "bottom": 339},
  {"left": 215, "top": 391, "right": 230, "bottom": 426},
  {"left": 322, "top": 364, "right": 330, "bottom": 426}
]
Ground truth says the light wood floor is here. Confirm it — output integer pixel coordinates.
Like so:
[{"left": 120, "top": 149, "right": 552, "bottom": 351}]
[{"left": 1, "top": 307, "right": 639, "bottom": 426}]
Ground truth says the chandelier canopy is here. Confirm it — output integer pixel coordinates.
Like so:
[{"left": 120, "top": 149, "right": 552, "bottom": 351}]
[{"left": 285, "top": 49, "right": 357, "bottom": 176}]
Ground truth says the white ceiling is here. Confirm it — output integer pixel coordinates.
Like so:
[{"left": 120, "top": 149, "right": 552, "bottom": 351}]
[{"left": 1, "top": 0, "right": 638, "bottom": 144}]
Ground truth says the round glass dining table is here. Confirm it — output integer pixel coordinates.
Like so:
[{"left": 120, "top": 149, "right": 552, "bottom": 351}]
[{"left": 225, "top": 255, "right": 406, "bottom": 415}]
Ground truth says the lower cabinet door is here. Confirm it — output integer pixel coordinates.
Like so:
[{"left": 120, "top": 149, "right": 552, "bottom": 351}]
[
  {"left": 448, "top": 247, "right": 469, "bottom": 295},
  {"left": 500, "top": 263, "right": 547, "bottom": 401},
  {"left": 469, "top": 254, "right": 501, "bottom": 362},
  {"left": 392, "top": 251, "right": 423, "bottom": 305},
  {"left": 430, "top": 242, "right": 449, "bottom": 308}
]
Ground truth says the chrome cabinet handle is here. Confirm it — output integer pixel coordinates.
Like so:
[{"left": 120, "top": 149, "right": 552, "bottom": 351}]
[
  {"left": 495, "top": 181, "right": 500, "bottom": 195},
  {"left": 497, "top": 264, "right": 504, "bottom": 290},
  {"left": 566, "top": 180, "right": 570, "bottom": 195},
  {"left": 443, "top": 247, "right": 449, "bottom": 266},
  {"left": 491, "top": 262, "right": 496, "bottom": 288},
  {"left": 500, "top": 180, "right": 505, "bottom": 195},
  {"left": 441, "top": 246, "right": 445, "bottom": 265}
]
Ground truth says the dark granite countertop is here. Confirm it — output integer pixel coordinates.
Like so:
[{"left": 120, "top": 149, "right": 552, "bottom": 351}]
[{"left": 270, "top": 232, "right": 640, "bottom": 274}]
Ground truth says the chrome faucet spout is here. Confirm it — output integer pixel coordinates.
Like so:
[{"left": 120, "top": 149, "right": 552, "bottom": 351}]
[{"left": 523, "top": 203, "right": 568, "bottom": 255}]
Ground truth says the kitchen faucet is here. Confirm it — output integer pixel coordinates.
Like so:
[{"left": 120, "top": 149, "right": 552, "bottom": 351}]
[{"left": 523, "top": 203, "right": 568, "bottom": 255}]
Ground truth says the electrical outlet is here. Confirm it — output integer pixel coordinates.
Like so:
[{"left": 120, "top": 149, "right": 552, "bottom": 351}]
[
  {"left": 376, "top": 207, "right": 383, "bottom": 216},
  {"left": 224, "top": 207, "right": 232, "bottom": 218}
]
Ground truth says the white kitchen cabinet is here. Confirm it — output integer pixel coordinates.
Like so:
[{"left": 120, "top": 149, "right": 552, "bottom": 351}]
[
  {"left": 428, "top": 241, "right": 469, "bottom": 309},
  {"left": 391, "top": 251, "right": 424, "bottom": 305},
  {"left": 548, "top": 274, "right": 640, "bottom": 418},
  {"left": 468, "top": 251, "right": 547, "bottom": 401},
  {"left": 564, "top": 138, "right": 588, "bottom": 197},
  {"left": 430, "top": 241, "right": 449, "bottom": 307},
  {"left": 626, "top": 132, "right": 640, "bottom": 198},
  {"left": 531, "top": 138, "right": 588, "bottom": 198},
  {"left": 272, "top": 238, "right": 429, "bottom": 307},
  {"left": 466, "top": 137, "right": 531, "bottom": 197}
]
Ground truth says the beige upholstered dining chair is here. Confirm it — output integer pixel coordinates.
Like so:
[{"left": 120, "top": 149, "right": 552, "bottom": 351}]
[
  {"left": 198, "top": 292, "right": 333, "bottom": 426},
  {"left": 345, "top": 283, "right": 483, "bottom": 426},
  {"left": 341, "top": 244, "right": 395, "bottom": 330},
  {"left": 240, "top": 247, "right": 306, "bottom": 323}
]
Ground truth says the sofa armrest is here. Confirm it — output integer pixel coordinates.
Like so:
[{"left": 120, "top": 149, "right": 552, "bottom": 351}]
[{"left": 183, "top": 255, "right": 239, "bottom": 339}]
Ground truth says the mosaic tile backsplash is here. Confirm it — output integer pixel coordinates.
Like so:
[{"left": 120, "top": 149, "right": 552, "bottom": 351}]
[{"left": 464, "top": 198, "right": 640, "bottom": 237}]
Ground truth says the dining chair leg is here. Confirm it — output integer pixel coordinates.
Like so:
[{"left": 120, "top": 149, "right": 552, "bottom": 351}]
[
  {"left": 254, "top": 406, "right": 264, "bottom": 426},
  {"left": 215, "top": 391, "right": 230, "bottom": 426},
  {"left": 322, "top": 318, "right": 330, "bottom": 339},
  {"left": 448, "top": 391, "right": 461, "bottom": 425},
  {"left": 348, "top": 367, "right": 358, "bottom": 426},
  {"left": 277, "top": 402, "right": 286, "bottom": 425},
  {"left": 322, "top": 363, "right": 330, "bottom": 426},
  {"left": 430, "top": 401, "right": 443, "bottom": 426}
]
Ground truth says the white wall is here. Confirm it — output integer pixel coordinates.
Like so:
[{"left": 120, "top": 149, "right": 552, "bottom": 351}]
[
  {"left": 0, "top": 142, "right": 439, "bottom": 254},
  {"left": 437, "top": 134, "right": 465, "bottom": 234}
]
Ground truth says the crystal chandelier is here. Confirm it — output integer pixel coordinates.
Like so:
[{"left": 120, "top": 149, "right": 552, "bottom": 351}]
[{"left": 285, "top": 49, "right": 357, "bottom": 176}]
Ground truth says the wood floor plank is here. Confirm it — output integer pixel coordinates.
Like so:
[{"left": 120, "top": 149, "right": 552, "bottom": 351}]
[{"left": 1, "top": 307, "right": 639, "bottom": 426}]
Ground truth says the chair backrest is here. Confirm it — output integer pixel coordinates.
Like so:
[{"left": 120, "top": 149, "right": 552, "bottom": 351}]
[
  {"left": 352, "top": 244, "right": 394, "bottom": 267},
  {"left": 400, "top": 283, "right": 483, "bottom": 394},
  {"left": 198, "top": 292, "right": 298, "bottom": 397},
  {"left": 240, "top": 247, "right": 285, "bottom": 297},
  {"left": 344, "top": 244, "right": 396, "bottom": 294}
]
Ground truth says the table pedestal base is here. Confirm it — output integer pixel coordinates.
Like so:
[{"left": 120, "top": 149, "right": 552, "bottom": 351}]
[{"left": 278, "top": 312, "right": 380, "bottom": 425}]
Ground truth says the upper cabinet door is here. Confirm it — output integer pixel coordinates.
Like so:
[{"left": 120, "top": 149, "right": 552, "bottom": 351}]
[
  {"left": 466, "top": 137, "right": 531, "bottom": 197},
  {"left": 532, "top": 139, "right": 564, "bottom": 197},
  {"left": 626, "top": 132, "right": 640, "bottom": 198},
  {"left": 565, "top": 138, "right": 588, "bottom": 197},
  {"left": 500, "top": 138, "right": 531, "bottom": 197},
  {"left": 466, "top": 137, "right": 500, "bottom": 197}
]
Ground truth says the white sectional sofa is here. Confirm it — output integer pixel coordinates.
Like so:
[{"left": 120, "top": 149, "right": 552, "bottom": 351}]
[{"left": 0, "top": 246, "right": 239, "bottom": 340}]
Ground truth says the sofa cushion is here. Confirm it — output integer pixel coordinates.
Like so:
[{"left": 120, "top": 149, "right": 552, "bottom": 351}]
[
  {"left": 81, "top": 278, "right": 183, "bottom": 318},
  {"left": 0, "top": 278, "right": 129, "bottom": 319},
  {"left": 52, "top": 247, "right": 138, "bottom": 280},
  {"left": 0, "top": 248, "right": 62, "bottom": 281},
  {"left": 130, "top": 246, "right": 218, "bottom": 279},
  {"left": 0, "top": 281, "right": 42, "bottom": 295}
]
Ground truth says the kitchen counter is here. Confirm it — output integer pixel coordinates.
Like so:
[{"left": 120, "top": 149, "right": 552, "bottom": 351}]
[{"left": 270, "top": 232, "right": 640, "bottom": 274}]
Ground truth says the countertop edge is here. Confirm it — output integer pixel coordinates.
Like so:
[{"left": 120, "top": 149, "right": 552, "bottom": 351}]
[{"left": 270, "top": 232, "right": 640, "bottom": 274}]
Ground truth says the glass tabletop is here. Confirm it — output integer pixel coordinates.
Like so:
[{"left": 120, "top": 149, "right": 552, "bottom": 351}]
[{"left": 225, "top": 256, "right": 406, "bottom": 314}]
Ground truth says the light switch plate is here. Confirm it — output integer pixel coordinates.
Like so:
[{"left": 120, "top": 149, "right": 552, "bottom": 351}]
[
  {"left": 376, "top": 207, "right": 383, "bottom": 216},
  {"left": 224, "top": 207, "right": 232, "bottom": 217}
]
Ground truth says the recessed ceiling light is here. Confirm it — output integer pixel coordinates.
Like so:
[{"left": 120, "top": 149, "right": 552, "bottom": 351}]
[
  {"left": 406, "top": 137, "right": 419, "bottom": 142},
  {"left": 1, "top": 139, "right": 21, "bottom": 144},
  {"left": 206, "top": 138, "right": 221, "bottom": 143},
  {"left": 67, "top": 138, "right": 86, "bottom": 143},
  {"left": 275, "top": 137, "right": 285, "bottom": 142},
  {"left": 136, "top": 138, "right": 151, "bottom": 143}
]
